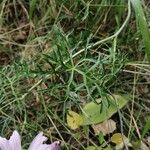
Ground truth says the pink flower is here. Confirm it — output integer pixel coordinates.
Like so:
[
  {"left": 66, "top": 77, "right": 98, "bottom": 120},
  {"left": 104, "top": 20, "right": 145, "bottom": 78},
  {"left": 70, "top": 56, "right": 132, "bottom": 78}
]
[{"left": 0, "top": 130, "right": 61, "bottom": 150}]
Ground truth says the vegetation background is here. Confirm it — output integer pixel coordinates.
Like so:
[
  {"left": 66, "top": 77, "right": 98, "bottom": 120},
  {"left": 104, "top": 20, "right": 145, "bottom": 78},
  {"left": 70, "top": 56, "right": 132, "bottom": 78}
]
[{"left": 0, "top": 0, "right": 150, "bottom": 149}]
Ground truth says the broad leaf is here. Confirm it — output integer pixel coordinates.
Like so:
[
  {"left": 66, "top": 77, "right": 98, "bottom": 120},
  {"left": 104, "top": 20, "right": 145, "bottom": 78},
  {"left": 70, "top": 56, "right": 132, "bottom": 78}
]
[{"left": 81, "top": 94, "right": 130, "bottom": 125}]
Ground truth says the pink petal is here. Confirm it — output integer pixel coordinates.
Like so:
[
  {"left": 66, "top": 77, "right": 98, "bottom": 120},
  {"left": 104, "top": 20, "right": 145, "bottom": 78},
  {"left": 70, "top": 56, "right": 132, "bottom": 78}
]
[
  {"left": 0, "top": 130, "right": 21, "bottom": 150},
  {"left": 49, "top": 141, "right": 61, "bottom": 150},
  {"left": 0, "top": 137, "right": 10, "bottom": 150},
  {"left": 9, "top": 130, "right": 22, "bottom": 150},
  {"left": 29, "top": 132, "right": 61, "bottom": 150},
  {"left": 28, "top": 132, "right": 47, "bottom": 150}
]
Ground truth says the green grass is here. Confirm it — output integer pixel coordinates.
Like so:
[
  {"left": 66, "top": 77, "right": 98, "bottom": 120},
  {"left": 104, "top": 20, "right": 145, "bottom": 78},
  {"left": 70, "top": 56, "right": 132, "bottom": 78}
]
[{"left": 0, "top": 0, "right": 150, "bottom": 149}]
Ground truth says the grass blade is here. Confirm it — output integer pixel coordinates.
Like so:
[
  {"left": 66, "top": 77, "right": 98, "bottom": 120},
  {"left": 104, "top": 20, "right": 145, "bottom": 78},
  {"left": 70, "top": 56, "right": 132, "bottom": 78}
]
[
  {"left": 29, "top": 0, "right": 38, "bottom": 19},
  {"left": 131, "top": 0, "right": 150, "bottom": 62}
]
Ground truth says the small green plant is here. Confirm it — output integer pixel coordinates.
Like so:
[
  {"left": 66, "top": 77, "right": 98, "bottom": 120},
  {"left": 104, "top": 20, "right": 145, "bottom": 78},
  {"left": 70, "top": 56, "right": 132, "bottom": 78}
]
[{"left": 0, "top": 0, "right": 150, "bottom": 149}]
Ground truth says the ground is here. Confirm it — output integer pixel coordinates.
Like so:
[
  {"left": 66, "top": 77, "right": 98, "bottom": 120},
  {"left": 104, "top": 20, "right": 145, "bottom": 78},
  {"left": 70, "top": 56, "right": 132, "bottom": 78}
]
[{"left": 0, "top": 0, "right": 150, "bottom": 150}]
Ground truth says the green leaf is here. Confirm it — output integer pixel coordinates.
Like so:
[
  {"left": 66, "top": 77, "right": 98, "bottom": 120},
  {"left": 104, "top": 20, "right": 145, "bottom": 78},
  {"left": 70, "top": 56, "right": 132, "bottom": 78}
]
[
  {"left": 85, "top": 146, "right": 112, "bottom": 150},
  {"left": 81, "top": 94, "right": 130, "bottom": 125},
  {"left": 85, "top": 146, "right": 97, "bottom": 150},
  {"left": 85, "top": 146, "right": 102, "bottom": 150},
  {"left": 98, "top": 132, "right": 105, "bottom": 145},
  {"left": 29, "top": 0, "right": 38, "bottom": 19},
  {"left": 141, "top": 116, "right": 150, "bottom": 139},
  {"left": 131, "top": 0, "right": 150, "bottom": 62}
]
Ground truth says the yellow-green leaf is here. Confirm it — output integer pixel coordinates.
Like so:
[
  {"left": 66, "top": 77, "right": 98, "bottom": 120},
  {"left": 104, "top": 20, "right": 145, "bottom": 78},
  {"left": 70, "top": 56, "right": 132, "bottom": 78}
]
[
  {"left": 111, "top": 133, "right": 126, "bottom": 144},
  {"left": 111, "top": 133, "right": 132, "bottom": 150},
  {"left": 67, "top": 111, "right": 83, "bottom": 130}
]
